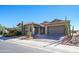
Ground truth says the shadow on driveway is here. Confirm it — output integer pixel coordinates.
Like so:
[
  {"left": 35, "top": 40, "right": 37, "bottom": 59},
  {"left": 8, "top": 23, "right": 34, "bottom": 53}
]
[{"left": 0, "top": 36, "right": 16, "bottom": 40}]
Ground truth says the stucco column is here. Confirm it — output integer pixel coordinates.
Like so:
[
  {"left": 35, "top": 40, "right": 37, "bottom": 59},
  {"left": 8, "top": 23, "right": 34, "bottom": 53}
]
[
  {"left": 44, "top": 23, "right": 48, "bottom": 35},
  {"left": 27, "top": 24, "right": 32, "bottom": 38},
  {"left": 38, "top": 26, "right": 40, "bottom": 34},
  {"left": 45, "top": 26, "right": 47, "bottom": 35},
  {"left": 28, "top": 24, "right": 30, "bottom": 33},
  {"left": 31, "top": 24, "right": 35, "bottom": 35},
  {"left": 41, "top": 27, "right": 43, "bottom": 34}
]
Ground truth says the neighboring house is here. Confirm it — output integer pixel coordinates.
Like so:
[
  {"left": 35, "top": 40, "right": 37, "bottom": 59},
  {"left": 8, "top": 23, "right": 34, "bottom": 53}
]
[{"left": 17, "top": 19, "right": 71, "bottom": 37}]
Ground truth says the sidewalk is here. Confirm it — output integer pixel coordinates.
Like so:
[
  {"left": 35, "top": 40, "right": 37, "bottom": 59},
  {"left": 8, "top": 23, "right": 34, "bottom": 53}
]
[{"left": 5, "top": 38, "right": 79, "bottom": 53}]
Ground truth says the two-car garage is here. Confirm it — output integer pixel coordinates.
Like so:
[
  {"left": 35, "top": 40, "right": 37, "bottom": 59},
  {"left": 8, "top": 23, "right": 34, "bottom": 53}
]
[{"left": 48, "top": 25, "right": 65, "bottom": 36}]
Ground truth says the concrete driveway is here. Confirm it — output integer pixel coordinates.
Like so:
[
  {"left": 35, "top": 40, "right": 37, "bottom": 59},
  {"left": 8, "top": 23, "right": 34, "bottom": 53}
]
[{"left": 0, "top": 40, "right": 52, "bottom": 53}]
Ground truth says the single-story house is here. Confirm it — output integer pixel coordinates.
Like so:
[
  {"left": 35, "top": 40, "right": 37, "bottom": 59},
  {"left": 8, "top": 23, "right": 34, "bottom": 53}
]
[{"left": 17, "top": 19, "right": 71, "bottom": 38}]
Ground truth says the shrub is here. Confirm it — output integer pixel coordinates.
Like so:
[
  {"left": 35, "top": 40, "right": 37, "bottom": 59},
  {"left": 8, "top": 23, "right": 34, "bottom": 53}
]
[
  {"left": 16, "top": 31, "right": 22, "bottom": 36},
  {"left": 0, "top": 31, "right": 2, "bottom": 34},
  {"left": 3, "top": 29, "right": 22, "bottom": 37}
]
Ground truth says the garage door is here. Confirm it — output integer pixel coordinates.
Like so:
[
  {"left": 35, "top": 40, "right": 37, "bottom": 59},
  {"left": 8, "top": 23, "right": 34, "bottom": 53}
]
[{"left": 48, "top": 26, "right": 65, "bottom": 36}]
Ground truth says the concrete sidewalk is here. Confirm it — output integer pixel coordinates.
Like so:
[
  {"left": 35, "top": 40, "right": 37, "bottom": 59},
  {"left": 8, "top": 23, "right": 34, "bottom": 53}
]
[{"left": 5, "top": 38, "right": 79, "bottom": 53}]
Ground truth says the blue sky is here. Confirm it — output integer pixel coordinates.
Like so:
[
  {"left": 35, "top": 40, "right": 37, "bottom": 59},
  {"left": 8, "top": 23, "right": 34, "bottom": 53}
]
[{"left": 0, "top": 5, "right": 79, "bottom": 30}]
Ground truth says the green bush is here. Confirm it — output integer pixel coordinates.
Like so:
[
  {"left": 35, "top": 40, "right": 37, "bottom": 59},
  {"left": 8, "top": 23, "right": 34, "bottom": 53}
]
[
  {"left": 0, "top": 31, "right": 2, "bottom": 34},
  {"left": 16, "top": 31, "right": 22, "bottom": 36},
  {"left": 3, "top": 29, "right": 22, "bottom": 37}
]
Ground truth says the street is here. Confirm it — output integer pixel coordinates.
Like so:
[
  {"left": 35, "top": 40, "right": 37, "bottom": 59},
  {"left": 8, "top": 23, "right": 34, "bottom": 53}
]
[{"left": 0, "top": 40, "right": 51, "bottom": 53}]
